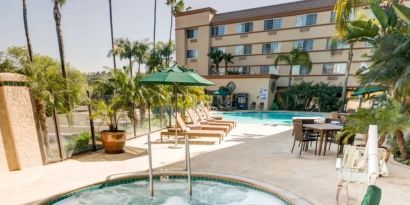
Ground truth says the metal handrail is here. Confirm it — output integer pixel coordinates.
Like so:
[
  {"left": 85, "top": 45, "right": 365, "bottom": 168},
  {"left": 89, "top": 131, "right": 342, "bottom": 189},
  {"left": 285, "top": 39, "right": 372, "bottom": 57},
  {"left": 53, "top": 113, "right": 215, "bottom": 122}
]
[
  {"left": 184, "top": 134, "right": 192, "bottom": 195},
  {"left": 147, "top": 104, "right": 154, "bottom": 197}
]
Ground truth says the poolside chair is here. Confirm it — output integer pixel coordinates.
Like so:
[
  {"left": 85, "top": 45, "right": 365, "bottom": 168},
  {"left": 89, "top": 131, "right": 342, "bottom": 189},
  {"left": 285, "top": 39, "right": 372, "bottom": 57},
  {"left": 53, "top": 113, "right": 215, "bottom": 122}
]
[
  {"left": 291, "top": 119, "right": 318, "bottom": 156},
  {"left": 202, "top": 106, "right": 223, "bottom": 120},
  {"left": 186, "top": 109, "right": 231, "bottom": 133},
  {"left": 250, "top": 102, "right": 256, "bottom": 110},
  {"left": 196, "top": 107, "right": 236, "bottom": 128},
  {"left": 160, "top": 114, "right": 226, "bottom": 144},
  {"left": 258, "top": 102, "right": 264, "bottom": 111}
]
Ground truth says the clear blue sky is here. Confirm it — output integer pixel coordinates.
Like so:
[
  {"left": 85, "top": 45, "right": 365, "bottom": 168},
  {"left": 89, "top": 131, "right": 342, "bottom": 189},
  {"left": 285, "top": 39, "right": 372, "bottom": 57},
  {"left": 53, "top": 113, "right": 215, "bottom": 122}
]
[{"left": 0, "top": 0, "right": 296, "bottom": 72}]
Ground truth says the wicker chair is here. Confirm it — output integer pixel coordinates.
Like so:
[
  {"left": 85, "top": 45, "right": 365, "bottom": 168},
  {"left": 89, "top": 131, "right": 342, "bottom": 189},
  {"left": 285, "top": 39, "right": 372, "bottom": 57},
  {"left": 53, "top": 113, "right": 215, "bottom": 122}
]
[{"left": 292, "top": 119, "right": 318, "bottom": 155}]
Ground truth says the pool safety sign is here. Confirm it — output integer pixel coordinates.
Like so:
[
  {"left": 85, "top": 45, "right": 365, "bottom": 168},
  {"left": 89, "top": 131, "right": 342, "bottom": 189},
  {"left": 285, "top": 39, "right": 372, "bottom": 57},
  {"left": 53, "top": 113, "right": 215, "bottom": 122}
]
[{"left": 259, "top": 88, "right": 267, "bottom": 100}]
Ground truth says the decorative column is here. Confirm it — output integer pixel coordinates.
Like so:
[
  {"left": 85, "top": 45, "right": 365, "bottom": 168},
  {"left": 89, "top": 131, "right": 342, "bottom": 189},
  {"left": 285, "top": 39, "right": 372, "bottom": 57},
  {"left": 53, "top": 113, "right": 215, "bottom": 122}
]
[{"left": 0, "top": 73, "right": 43, "bottom": 171}]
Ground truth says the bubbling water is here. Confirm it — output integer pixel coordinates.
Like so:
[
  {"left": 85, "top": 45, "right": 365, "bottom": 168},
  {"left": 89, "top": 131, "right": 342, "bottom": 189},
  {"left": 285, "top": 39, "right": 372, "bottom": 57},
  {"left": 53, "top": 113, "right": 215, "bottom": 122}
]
[{"left": 55, "top": 179, "right": 287, "bottom": 205}]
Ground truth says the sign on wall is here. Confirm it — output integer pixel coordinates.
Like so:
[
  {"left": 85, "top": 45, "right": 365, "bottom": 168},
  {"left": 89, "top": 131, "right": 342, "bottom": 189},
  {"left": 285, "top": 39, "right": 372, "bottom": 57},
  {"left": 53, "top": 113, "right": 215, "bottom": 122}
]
[{"left": 259, "top": 88, "right": 267, "bottom": 100}]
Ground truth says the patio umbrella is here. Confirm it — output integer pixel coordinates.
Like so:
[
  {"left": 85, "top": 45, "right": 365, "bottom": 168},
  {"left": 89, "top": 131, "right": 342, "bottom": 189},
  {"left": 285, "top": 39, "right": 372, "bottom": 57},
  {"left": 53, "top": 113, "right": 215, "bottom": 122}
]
[
  {"left": 141, "top": 64, "right": 215, "bottom": 148},
  {"left": 352, "top": 86, "right": 386, "bottom": 108}
]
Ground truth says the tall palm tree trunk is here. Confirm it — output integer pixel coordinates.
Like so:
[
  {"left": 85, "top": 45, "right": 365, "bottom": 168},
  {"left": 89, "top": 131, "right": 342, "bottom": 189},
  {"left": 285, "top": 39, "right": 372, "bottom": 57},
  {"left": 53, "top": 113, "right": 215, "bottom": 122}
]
[
  {"left": 153, "top": 0, "right": 157, "bottom": 54},
  {"left": 34, "top": 100, "right": 49, "bottom": 155},
  {"left": 53, "top": 0, "right": 67, "bottom": 78},
  {"left": 22, "top": 0, "right": 33, "bottom": 63},
  {"left": 129, "top": 58, "right": 133, "bottom": 78},
  {"left": 138, "top": 62, "right": 141, "bottom": 75},
  {"left": 339, "top": 42, "right": 354, "bottom": 112},
  {"left": 166, "top": 7, "right": 173, "bottom": 66},
  {"left": 109, "top": 0, "right": 117, "bottom": 70},
  {"left": 395, "top": 129, "right": 410, "bottom": 160},
  {"left": 285, "top": 64, "right": 293, "bottom": 109}
]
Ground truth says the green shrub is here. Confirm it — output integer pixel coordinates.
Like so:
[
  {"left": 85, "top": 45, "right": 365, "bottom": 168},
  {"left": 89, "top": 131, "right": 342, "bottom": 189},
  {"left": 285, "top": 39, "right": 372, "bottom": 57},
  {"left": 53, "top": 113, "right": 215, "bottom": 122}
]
[
  {"left": 388, "top": 137, "right": 410, "bottom": 165},
  {"left": 271, "top": 101, "right": 279, "bottom": 110},
  {"left": 65, "top": 132, "right": 91, "bottom": 156}
]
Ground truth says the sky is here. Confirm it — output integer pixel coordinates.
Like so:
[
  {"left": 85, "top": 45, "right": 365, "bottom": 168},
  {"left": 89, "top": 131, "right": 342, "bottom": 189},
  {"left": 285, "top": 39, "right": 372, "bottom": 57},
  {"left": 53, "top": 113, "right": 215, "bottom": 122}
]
[{"left": 0, "top": 0, "right": 298, "bottom": 73}]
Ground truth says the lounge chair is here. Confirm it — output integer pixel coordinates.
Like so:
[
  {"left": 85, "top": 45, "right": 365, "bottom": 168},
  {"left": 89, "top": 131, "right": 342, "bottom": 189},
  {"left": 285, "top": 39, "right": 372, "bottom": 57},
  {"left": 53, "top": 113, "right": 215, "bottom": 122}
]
[
  {"left": 292, "top": 119, "right": 318, "bottom": 155},
  {"left": 258, "top": 102, "right": 264, "bottom": 110},
  {"left": 160, "top": 114, "right": 225, "bottom": 144},
  {"left": 201, "top": 106, "right": 237, "bottom": 127},
  {"left": 196, "top": 107, "right": 236, "bottom": 129},
  {"left": 202, "top": 106, "right": 223, "bottom": 120},
  {"left": 186, "top": 109, "right": 231, "bottom": 133},
  {"left": 249, "top": 102, "right": 256, "bottom": 110}
]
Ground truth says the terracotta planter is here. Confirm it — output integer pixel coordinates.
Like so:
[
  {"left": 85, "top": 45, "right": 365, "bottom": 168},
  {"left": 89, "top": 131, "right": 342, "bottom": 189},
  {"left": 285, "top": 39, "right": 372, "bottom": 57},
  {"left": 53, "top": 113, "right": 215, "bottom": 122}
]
[{"left": 100, "top": 130, "right": 126, "bottom": 154}]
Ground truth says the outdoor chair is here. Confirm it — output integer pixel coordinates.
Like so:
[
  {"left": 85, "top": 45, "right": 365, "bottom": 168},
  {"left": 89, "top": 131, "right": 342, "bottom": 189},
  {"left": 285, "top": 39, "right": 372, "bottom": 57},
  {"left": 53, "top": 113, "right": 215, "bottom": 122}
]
[
  {"left": 324, "top": 118, "right": 346, "bottom": 156},
  {"left": 160, "top": 113, "right": 226, "bottom": 144},
  {"left": 250, "top": 102, "right": 256, "bottom": 110},
  {"left": 258, "top": 102, "right": 264, "bottom": 110},
  {"left": 291, "top": 119, "right": 318, "bottom": 156},
  {"left": 197, "top": 107, "right": 236, "bottom": 128},
  {"left": 185, "top": 109, "right": 231, "bottom": 133}
]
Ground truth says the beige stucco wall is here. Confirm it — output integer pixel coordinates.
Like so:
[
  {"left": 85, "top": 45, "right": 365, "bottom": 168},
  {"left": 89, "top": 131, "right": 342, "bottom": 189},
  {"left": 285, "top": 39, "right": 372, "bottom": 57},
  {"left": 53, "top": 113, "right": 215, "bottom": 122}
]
[
  {"left": 207, "top": 77, "right": 276, "bottom": 110},
  {"left": 0, "top": 73, "right": 43, "bottom": 171},
  {"left": 0, "top": 126, "right": 7, "bottom": 172}
]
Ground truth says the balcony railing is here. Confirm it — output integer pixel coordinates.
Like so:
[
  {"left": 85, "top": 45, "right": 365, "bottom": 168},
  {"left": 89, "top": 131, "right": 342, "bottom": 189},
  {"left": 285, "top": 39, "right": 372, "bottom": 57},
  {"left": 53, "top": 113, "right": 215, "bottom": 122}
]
[{"left": 209, "top": 66, "right": 279, "bottom": 76}]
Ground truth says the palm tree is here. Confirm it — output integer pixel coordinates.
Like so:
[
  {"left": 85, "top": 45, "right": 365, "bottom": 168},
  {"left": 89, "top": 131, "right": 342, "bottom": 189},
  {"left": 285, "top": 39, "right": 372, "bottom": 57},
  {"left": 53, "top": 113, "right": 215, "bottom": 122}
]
[
  {"left": 274, "top": 48, "right": 311, "bottom": 109},
  {"left": 222, "top": 52, "right": 235, "bottom": 71},
  {"left": 111, "top": 38, "right": 136, "bottom": 77},
  {"left": 22, "top": 0, "right": 33, "bottom": 63},
  {"left": 108, "top": 0, "right": 117, "bottom": 70},
  {"left": 334, "top": 0, "right": 368, "bottom": 36},
  {"left": 53, "top": 0, "right": 67, "bottom": 78},
  {"left": 207, "top": 49, "right": 224, "bottom": 74},
  {"left": 134, "top": 40, "right": 149, "bottom": 74},
  {"left": 165, "top": 0, "right": 184, "bottom": 65},
  {"left": 153, "top": 0, "right": 157, "bottom": 54}
]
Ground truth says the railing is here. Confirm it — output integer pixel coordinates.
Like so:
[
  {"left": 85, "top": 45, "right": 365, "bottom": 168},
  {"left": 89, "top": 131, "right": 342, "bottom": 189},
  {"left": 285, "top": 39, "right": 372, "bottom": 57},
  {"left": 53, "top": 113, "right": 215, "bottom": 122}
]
[{"left": 209, "top": 66, "right": 278, "bottom": 76}]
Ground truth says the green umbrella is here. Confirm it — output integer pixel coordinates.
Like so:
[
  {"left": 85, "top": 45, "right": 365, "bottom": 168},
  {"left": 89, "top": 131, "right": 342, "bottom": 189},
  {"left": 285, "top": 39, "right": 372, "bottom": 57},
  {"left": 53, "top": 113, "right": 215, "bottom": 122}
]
[
  {"left": 141, "top": 64, "right": 215, "bottom": 148},
  {"left": 352, "top": 86, "right": 386, "bottom": 96},
  {"left": 213, "top": 87, "right": 231, "bottom": 96}
]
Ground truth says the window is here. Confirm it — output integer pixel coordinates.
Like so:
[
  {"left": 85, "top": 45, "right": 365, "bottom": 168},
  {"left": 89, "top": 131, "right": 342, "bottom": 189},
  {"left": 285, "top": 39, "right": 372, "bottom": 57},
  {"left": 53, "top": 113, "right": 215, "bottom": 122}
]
[
  {"left": 186, "top": 49, "right": 198, "bottom": 59},
  {"left": 293, "top": 39, "right": 314, "bottom": 51},
  {"left": 211, "top": 25, "right": 226, "bottom": 36},
  {"left": 227, "top": 66, "right": 250, "bottom": 74},
  {"left": 262, "top": 42, "right": 281, "bottom": 54},
  {"left": 186, "top": 29, "right": 198, "bottom": 39},
  {"left": 322, "top": 63, "right": 347, "bottom": 75},
  {"left": 292, "top": 65, "right": 310, "bottom": 75},
  {"left": 326, "top": 38, "right": 349, "bottom": 49},
  {"left": 235, "top": 45, "right": 252, "bottom": 55},
  {"left": 236, "top": 22, "right": 253, "bottom": 33},
  {"left": 330, "top": 11, "right": 336, "bottom": 23},
  {"left": 264, "top": 18, "right": 283, "bottom": 30},
  {"left": 211, "top": 47, "right": 226, "bottom": 53},
  {"left": 296, "top": 14, "right": 317, "bottom": 27},
  {"left": 260, "top": 65, "right": 279, "bottom": 74}
]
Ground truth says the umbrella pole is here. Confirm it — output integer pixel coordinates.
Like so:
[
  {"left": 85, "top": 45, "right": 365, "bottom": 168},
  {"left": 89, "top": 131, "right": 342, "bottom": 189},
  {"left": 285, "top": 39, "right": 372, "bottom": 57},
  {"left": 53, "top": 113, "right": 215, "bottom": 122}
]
[
  {"left": 169, "top": 83, "right": 181, "bottom": 149},
  {"left": 147, "top": 102, "right": 154, "bottom": 197}
]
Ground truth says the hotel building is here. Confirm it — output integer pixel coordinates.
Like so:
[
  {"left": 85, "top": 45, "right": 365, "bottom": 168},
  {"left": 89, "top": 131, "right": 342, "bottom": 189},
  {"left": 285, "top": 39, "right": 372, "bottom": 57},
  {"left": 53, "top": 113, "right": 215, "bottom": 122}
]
[{"left": 175, "top": 0, "right": 374, "bottom": 110}]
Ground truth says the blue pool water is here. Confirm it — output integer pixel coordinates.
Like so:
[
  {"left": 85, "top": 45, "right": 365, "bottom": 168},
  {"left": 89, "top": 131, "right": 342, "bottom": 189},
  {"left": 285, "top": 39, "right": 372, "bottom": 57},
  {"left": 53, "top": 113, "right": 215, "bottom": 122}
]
[{"left": 220, "top": 111, "right": 325, "bottom": 125}]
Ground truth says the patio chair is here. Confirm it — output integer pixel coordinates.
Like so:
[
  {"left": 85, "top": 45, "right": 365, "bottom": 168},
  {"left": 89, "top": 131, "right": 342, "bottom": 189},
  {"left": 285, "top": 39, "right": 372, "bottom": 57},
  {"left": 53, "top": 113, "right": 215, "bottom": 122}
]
[
  {"left": 258, "top": 102, "right": 264, "bottom": 110},
  {"left": 186, "top": 109, "right": 231, "bottom": 133},
  {"left": 160, "top": 113, "right": 225, "bottom": 144},
  {"left": 250, "top": 102, "right": 256, "bottom": 110},
  {"left": 202, "top": 106, "right": 223, "bottom": 120},
  {"left": 291, "top": 119, "right": 318, "bottom": 156},
  {"left": 324, "top": 118, "right": 348, "bottom": 156},
  {"left": 196, "top": 107, "right": 236, "bottom": 128}
]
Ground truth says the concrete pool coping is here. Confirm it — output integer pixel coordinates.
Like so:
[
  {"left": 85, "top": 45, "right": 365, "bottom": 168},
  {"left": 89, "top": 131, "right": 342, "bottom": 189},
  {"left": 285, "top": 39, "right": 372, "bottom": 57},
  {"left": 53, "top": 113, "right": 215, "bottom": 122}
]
[{"left": 39, "top": 171, "right": 312, "bottom": 205}]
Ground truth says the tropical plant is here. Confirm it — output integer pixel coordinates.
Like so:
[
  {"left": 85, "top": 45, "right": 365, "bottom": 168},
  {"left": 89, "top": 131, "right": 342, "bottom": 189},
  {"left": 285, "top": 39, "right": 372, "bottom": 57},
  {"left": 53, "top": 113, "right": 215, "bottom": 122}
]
[
  {"left": 52, "top": 0, "right": 68, "bottom": 78},
  {"left": 22, "top": 0, "right": 33, "bottom": 62},
  {"left": 65, "top": 132, "right": 91, "bottom": 156},
  {"left": 110, "top": 38, "right": 136, "bottom": 76},
  {"left": 274, "top": 48, "right": 311, "bottom": 109},
  {"left": 165, "top": 0, "right": 184, "bottom": 66},
  {"left": 108, "top": 0, "right": 117, "bottom": 70},
  {"left": 222, "top": 52, "right": 235, "bottom": 72},
  {"left": 207, "top": 49, "right": 224, "bottom": 74},
  {"left": 134, "top": 40, "right": 149, "bottom": 74}
]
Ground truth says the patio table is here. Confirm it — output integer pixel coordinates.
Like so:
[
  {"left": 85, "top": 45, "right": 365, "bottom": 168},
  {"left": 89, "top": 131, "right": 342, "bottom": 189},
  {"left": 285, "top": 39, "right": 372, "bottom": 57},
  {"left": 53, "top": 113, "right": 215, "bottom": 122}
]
[{"left": 303, "top": 123, "right": 343, "bottom": 156}]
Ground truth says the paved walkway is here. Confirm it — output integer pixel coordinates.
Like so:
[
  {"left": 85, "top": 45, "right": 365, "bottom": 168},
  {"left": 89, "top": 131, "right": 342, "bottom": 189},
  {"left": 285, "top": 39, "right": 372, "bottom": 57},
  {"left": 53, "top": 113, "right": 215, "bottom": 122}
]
[{"left": 0, "top": 123, "right": 409, "bottom": 204}]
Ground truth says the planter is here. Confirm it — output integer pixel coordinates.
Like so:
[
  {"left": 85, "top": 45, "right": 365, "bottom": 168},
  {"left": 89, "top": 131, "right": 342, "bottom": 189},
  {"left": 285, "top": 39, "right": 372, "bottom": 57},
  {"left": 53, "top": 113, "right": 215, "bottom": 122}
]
[{"left": 100, "top": 130, "right": 126, "bottom": 154}]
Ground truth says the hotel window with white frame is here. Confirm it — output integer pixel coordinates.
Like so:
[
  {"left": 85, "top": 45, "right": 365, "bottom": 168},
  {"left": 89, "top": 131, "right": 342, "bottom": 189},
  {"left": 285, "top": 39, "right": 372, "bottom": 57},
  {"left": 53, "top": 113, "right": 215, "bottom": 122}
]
[
  {"left": 211, "top": 47, "right": 226, "bottom": 53},
  {"left": 260, "top": 65, "right": 279, "bottom": 75},
  {"left": 236, "top": 22, "right": 254, "bottom": 33},
  {"left": 264, "top": 18, "right": 283, "bottom": 30},
  {"left": 235, "top": 45, "right": 252, "bottom": 55},
  {"left": 186, "top": 49, "right": 198, "bottom": 59},
  {"left": 322, "top": 63, "right": 347, "bottom": 75},
  {"left": 211, "top": 25, "right": 226, "bottom": 36},
  {"left": 186, "top": 29, "right": 198, "bottom": 39},
  {"left": 326, "top": 38, "right": 349, "bottom": 49},
  {"left": 293, "top": 40, "right": 314, "bottom": 51},
  {"left": 292, "top": 65, "right": 310, "bottom": 75},
  {"left": 262, "top": 42, "right": 281, "bottom": 54},
  {"left": 296, "top": 14, "right": 317, "bottom": 27}
]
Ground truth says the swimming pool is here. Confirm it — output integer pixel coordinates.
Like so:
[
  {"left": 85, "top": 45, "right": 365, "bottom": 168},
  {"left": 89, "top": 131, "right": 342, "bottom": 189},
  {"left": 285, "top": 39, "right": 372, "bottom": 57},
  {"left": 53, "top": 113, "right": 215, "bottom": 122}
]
[
  {"left": 44, "top": 173, "right": 299, "bottom": 205},
  {"left": 220, "top": 111, "right": 325, "bottom": 125}
]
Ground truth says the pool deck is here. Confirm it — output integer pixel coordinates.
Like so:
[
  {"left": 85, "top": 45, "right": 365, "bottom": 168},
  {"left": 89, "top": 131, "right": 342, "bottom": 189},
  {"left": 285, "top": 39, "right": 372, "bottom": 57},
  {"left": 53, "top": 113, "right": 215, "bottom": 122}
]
[{"left": 0, "top": 123, "right": 410, "bottom": 204}]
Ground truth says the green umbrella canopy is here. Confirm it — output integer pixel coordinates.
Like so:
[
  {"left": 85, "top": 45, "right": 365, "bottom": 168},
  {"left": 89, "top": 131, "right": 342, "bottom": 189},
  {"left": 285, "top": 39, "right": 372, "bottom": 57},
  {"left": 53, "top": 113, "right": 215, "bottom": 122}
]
[
  {"left": 213, "top": 87, "right": 231, "bottom": 96},
  {"left": 352, "top": 86, "right": 386, "bottom": 96},
  {"left": 140, "top": 64, "right": 215, "bottom": 86}
]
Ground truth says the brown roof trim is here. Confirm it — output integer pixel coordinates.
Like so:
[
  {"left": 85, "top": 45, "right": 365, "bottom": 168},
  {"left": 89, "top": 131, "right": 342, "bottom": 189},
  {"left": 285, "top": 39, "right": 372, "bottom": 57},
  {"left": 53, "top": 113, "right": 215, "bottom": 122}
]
[
  {"left": 204, "top": 74, "right": 278, "bottom": 79},
  {"left": 175, "top": 7, "right": 217, "bottom": 17}
]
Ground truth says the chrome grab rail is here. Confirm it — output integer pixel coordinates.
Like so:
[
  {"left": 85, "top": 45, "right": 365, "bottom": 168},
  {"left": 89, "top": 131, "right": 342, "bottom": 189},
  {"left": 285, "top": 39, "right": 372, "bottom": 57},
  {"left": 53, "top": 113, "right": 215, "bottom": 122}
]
[
  {"left": 184, "top": 134, "right": 192, "bottom": 195},
  {"left": 147, "top": 104, "right": 154, "bottom": 197}
]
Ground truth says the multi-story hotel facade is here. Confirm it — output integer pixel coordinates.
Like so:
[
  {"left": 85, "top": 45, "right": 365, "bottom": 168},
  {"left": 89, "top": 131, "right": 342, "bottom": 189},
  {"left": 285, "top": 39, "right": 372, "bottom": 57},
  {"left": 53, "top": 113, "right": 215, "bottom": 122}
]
[{"left": 175, "top": 0, "right": 373, "bottom": 110}]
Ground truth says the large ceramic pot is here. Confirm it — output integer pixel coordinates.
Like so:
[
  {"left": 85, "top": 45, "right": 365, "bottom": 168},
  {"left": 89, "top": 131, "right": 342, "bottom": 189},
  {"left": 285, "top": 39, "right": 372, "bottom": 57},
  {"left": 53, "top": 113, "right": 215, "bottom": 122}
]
[{"left": 100, "top": 130, "right": 126, "bottom": 154}]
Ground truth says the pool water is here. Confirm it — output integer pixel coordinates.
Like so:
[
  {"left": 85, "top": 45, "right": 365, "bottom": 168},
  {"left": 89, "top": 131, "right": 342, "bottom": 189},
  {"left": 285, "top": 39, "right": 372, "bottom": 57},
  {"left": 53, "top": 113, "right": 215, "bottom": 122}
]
[
  {"left": 53, "top": 179, "right": 287, "bottom": 205},
  {"left": 221, "top": 111, "right": 324, "bottom": 125}
]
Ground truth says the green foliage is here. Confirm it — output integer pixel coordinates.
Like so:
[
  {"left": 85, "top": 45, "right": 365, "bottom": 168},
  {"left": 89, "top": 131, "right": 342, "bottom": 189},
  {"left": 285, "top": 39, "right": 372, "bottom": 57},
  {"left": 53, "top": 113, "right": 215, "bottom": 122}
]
[
  {"left": 65, "top": 132, "right": 91, "bottom": 156},
  {"left": 387, "top": 136, "right": 410, "bottom": 165},
  {"left": 207, "top": 49, "right": 224, "bottom": 72},
  {"left": 271, "top": 101, "right": 279, "bottom": 110},
  {"left": 281, "top": 81, "right": 342, "bottom": 112},
  {"left": 274, "top": 48, "right": 312, "bottom": 68}
]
